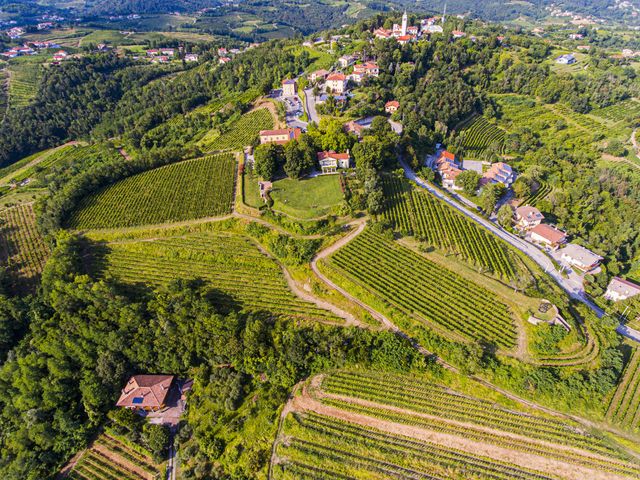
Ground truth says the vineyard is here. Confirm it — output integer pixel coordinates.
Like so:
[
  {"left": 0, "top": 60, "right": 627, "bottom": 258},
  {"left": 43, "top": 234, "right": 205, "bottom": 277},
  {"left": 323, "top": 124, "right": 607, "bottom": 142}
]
[
  {"left": 67, "top": 154, "right": 236, "bottom": 229},
  {"left": 458, "top": 115, "right": 505, "bottom": 155},
  {"left": 7, "top": 59, "right": 42, "bottom": 108},
  {"left": 67, "top": 433, "right": 161, "bottom": 480},
  {"left": 0, "top": 203, "right": 50, "bottom": 294},
  {"left": 92, "top": 231, "right": 341, "bottom": 323},
  {"left": 381, "top": 175, "right": 520, "bottom": 280},
  {"left": 198, "top": 108, "right": 273, "bottom": 152},
  {"left": 520, "top": 181, "right": 552, "bottom": 208},
  {"left": 591, "top": 99, "right": 640, "bottom": 124},
  {"left": 606, "top": 346, "right": 640, "bottom": 430},
  {"left": 326, "top": 227, "right": 517, "bottom": 348},
  {"left": 545, "top": 103, "right": 612, "bottom": 136}
]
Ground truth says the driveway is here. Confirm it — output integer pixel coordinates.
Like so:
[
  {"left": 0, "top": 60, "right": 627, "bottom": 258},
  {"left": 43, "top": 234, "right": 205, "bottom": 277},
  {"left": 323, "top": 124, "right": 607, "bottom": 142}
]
[{"left": 399, "top": 157, "right": 605, "bottom": 318}]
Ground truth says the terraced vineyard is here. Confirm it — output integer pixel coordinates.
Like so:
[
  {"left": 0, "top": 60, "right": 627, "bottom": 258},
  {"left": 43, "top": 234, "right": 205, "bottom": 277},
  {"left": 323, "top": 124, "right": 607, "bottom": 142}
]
[
  {"left": 277, "top": 370, "right": 640, "bottom": 480},
  {"left": 591, "top": 99, "right": 640, "bottom": 123},
  {"left": 0, "top": 203, "right": 50, "bottom": 293},
  {"left": 606, "top": 347, "right": 640, "bottom": 429},
  {"left": 521, "top": 181, "right": 552, "bottom": 209},
  {"left": 68, "top": 433, "right": 161, "bottom": 480},
  {"left": 67, "top": 154, "right": 236, "bottom": 229},
  {"left": 198, "top": 108, "right": 273, "bottom": 152},
  {"left": 92, "top": 231, "right": 341, "bottom": 323},
  {"left": 381, "top": 175, "right": 519, "bottom": 280},
  {"left": 0, "top": 69, "right": 7, "bottom": 116},
  {"left": 7, "top": 60, "right": 42, "bottom": 108},
  {"left": 458, "top": 115, "right": 505, "bottom": 155},
  {"left": 326, "top": 227, "right": 517, "bottom": 348}
]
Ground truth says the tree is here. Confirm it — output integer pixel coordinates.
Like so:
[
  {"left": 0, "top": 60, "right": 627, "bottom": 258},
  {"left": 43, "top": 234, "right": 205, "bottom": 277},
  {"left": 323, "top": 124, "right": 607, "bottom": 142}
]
[
  {"left": 455, "top": 170, "right": 481, "bottom": 195},
  {"left": 478, "top": 183, "right": 505, "bottom": 214},
  {"left": 283, "top": 141, "right": 304, "bottom": 179},
  {"left": 512, "top": 177, "right": 531, "bottom": 199},
  {"left": 254, "top": 143, "right": 283, "bottom": 180},
  {"left": 497, "top": 204, "right": 514, "bottom": 227},
  {"left": 143, "top": 423, "right": 170, "bottom": 462}
]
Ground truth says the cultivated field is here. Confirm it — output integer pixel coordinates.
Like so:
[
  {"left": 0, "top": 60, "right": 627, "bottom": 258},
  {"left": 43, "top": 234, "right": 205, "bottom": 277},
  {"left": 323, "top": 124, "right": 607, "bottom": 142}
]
[
  {"left": 67, "top": 154, "right": 236, "bottom": 229},
  {"left": 274, "top": 370, "right": 640, "bottom": 480},
  {"left": 325, "top": 227, "right": 517, "bottom": 348},
  {"left": 198, "top": 108, "right": 273, "bottom": 152},
  {"left": 67, "top": 432, "right": 161, "bottom": 480},
  {"left": 606, "top": 347, "right": 640, "bottom": 430},
  {"left": 0, "top": 203, "right": 50, "bottom": 293},
  {"left": 381, "top": 175, "right": 521, "bottom": 280},
  {"left": 92, "top": 230, "right": 342, "bottom": 323},
  {"left": 591, "top": 99, "right": 640, "bottom": 124},
  {"left": 7, "top": 58, "right": 42, "bottom": 108},
  {"left": 458, "top": 115, "right": 505, "bottom": 155}
]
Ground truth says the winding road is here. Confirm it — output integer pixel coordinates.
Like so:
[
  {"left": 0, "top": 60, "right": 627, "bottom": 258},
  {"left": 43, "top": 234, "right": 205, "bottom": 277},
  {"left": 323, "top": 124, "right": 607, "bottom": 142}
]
[{"left": 398, "top": 157, "right": 605, "bottom": 318}]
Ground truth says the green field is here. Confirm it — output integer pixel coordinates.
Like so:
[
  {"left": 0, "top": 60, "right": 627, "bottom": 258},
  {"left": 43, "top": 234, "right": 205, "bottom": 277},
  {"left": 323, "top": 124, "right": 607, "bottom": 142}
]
[
  {"left": 591, "top": 99, "right": 640, "bottom": 124},
  {"left": 606, "top": 347, "right": 640, "bottom": 430},
  {"left": 198, "top": 108, "right": 274, "bottom": 152},
  {"left": 270, "top": 175, "right": 343, "bottom": 219},
  {"left": 326, "top": 227, "right": 518, "bottom": 348},
  {"left": 0, "top": 203, "right": 50, "bottom": 294},
  {"left": 92, "top": 230, "right": 341, "bottom": 323},
  {"left": 7, "top": 58, "right": 43, "bottom": 108},
  {"left": 67, "top": 154, "right": 236, "bottom": 229},
  {"left": 381, "top": 175, "right": 521, "bottom": 280}
]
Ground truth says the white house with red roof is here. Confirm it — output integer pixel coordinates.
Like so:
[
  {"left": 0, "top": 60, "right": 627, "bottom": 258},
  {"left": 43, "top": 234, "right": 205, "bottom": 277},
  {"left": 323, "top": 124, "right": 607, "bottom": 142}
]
[
  {"left": 351, "top": 62, "right": 379, "bottom": 82},
  {"left": 530, "top": 224, "right": 567, "bottom": 250},
  {"left": 385, "top": 100, "right": 400, "bottom": 113},
  {"left": 317, "top": 151, "right": 351, "bottom": 174},
  {"left": 325, "top": 73, "right": 347, "bottom": 94},
  {"left": 515, "top": 205, "right": 544, "bottom": 230},
  {"left": 452, "top": 30, "right": 466, "bottom": 39},
  {"left": 219, "top": 57, "right": 231, "bottom": 64},
  {"left": 605, "top": 277, "right": 640, "bottom": 302},
  {"left": 259, "top": 128, "right": 301, "bottom": 145},
  {"left": 309, "top": 69, "right": 330, "bottom": 83},
  {"left": 434, "top": 150, "right": 463, "bottom": 190}
]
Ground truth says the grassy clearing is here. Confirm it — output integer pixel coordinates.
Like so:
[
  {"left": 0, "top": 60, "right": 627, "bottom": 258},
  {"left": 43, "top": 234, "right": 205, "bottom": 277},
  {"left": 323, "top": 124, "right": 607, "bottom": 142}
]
[
  {"left": 67, "top": 154, "right": 236, "bottom": 229},
  {"left": 270, "top": 175, "right": 343, "bottom": 219}
]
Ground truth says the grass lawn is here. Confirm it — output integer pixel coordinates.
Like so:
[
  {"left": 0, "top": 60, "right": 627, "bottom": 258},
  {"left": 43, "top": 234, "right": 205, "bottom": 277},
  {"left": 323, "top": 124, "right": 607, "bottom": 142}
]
[
  {"left": 243, "top": 171, "right": 263, "bottom": 209},
  {"left": 270, "top": 175, "right": 343, "bottom": 219}
]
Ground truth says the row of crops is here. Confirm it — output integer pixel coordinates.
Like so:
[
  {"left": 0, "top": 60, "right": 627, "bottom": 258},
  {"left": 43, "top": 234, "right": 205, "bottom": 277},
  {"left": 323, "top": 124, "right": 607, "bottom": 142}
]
[
  {"left": 381, "top": 175, "right": 518, "bottom": 280},
  {"left": 93, "top": 231, "right": 341, "bottom": 323},
  {"left": 545, "top": 103, "right": 612, "bottom": 137},
  {"left": 67, "top": 154, "right": 236, "bottom": 229},
  {"left": 606, "top": 346, "right": 640, "bottom": 430},
  {"left": 8, "top": 60, "right": 42, "bottom": 108},
  {"left": 68, "top": 433, "right": 160, "bottom": 480},
  {"left": 520, "top": 181, "right": 552, "bottom": 208},
  {"left": 310, "top": 371, "right": 640, "bottom": 478},
  {"left": 275, "top": 411, "right": 556, "bottom": 480},
  {"left": 326, "top": 227, "right": 517, "bottom": 348},
  {"left": 591, "top": 99, "right": 640, "bottom": 123},
  {"left": 0, "top": 203, "right": 50, "bottom": 294},
  {"left": 198, "top": 108, "right": 273, "bottom": 152},
  {"left": 458, "top": 115, "right": 505, "bottom": 154}
]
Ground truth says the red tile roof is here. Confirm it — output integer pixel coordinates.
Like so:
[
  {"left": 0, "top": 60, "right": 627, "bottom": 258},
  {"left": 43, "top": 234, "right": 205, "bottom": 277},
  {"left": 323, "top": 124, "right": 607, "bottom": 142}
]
[
  {"left": 531, "top": 224, "right": 567, "bottom": 244},
  {"left": 327, "top": 73, "right": 346, "bottom": 81},
  {"left": 116, "top": 375, "right": 174, "bottom": 409},
  {"left": 385, "top": 100, "right": 400, "bottom": 108},
  {"left": 318, "top": 151, "right": 350, "bottom": 161}
]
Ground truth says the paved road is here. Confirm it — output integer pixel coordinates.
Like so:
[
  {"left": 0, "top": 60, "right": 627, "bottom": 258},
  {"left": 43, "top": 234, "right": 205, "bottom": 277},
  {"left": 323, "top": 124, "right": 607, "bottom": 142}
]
[
  {"left": 166, "top": 440, "right": 177, "bottom": 480},
  {"left": 399, "top": 157, "right": 605, "bottom": 318},
  {"left": 304, "top": 87, "right": 320, "bottom": 124}
]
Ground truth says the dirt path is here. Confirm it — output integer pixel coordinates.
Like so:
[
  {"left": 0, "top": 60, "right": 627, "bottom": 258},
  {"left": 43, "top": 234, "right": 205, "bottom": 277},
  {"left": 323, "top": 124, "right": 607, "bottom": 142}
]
[
  {"left": 290, "top": 380, "right": 635, "bottom": 480},
  {"left": 118, "top": 148, "right": 132, "bottom": 161},
  {"left": 602, "top": 153, "right": 640, "bottom": 171}
]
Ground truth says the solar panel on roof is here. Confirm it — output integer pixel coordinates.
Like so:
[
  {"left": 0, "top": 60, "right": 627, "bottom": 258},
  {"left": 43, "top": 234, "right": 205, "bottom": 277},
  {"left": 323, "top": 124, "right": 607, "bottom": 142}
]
[{"left": 132, "top": 397, "right": 144, "bottom": 404}]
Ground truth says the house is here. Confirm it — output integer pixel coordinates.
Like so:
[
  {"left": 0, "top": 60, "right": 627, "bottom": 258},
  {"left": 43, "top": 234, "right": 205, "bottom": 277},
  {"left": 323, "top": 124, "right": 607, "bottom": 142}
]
[
  {"left": 481, "top": 162, "right": 514, "bottom": 187},
  {"left": 434, "top": 151, "right": 463, "bottom": 190},
  {"left": 396, "top": 35, "right": 414, "bottom": 45},
  {"left": 604, "top": 277, "right": 640, "bottom": 302},
  {"left": 219, "top": 57, "right": 231, "bottom": 64},
  {"left": 422, "top": 24, "right": 443, "bottom": 34},
  {"left": 259, "top": 128, "right": 302, "bottom": 145},
  {"left": 569, "top": 33, "right": 584, "bottom": 40},
  {"left": 151, "top": 56, "right": 169, "bottom": 64},
  {"left": 351, "top": 62, "right": 379, "bottom": 82},
  {"left": 373, "top": 28, "right": 393, "bottom": 39},
  {"left": 116, "top": 375, "right": 175, "bottom": 411},
  {"left": 338, "top": 55, "right": 356, "bottom": 68},
  {"left": 37, "top": 22, "right": 53, "bottom": 30},
  {"left": 325, "top": 73, "right": 347, "bottom": 94},
  {"left": 309, "top": 69, "right": 330, "bottom": 83},
  {"left": 317, "top": 151, "right": 350, "bottom": 174},
  {"left": 185, "top": 53, "right": 199, "bottom": 62},
  {"left": 556, "top": 54, "right": 576, "bottom": 64},
  {"left": 530, "top": 224, "right": 567, "bottom": 249},
  {"left": 385, "top": 100, "right": 400, "bottom": 113},
  {"left": 452, "top": 30, "right": 466, "bottom": 39},
  {"left": 515, "top": 205, "right": 544, "bottom": 230},
  {"left": 160, "top": 48, "right": 175, "bottom": 56},
  {"left": 53, "top": 50, "right": 68, "bottom": 62},
  {"left": 217, "top": 47, "right": 228, "bottom": 56},
  {"left": 146, "top": 49, "right": 159, "bottom": 56},
  {"left": 560, "top": 243, "right": 603, "bottom": 272},
  {"left": 282, "top": 79, "right": 297, "bottom": 97},
  {"left": 343, "top": 120, "right": 366, "bottom": 137}
]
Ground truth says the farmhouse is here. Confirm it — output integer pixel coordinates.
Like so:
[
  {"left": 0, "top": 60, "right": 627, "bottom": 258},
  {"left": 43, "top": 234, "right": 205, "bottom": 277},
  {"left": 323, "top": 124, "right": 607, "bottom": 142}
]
[
  {"left": 530, "top": 224, "right": 567, "bottom": 249},
  {"left": 560, "top": 243, "right": 603, "bottom": 273},
  {"left": 515, "top": 205, "right": 544, "bottom": 230},
  {"left": 309, "top": 69, "right": 330, "bottom": 83},
  {"left": 604, "top": 277, "right": 640, "bottom": 302},
  {"left": 481, "top": 162, "right": 514, "bottom": 187},
  {"left": 556, "top": 54, "right": 576, "bottom": 64},
  {"left": 259, "top": 128, "right": 302, "bottom": 145},
  {"left": 116, "top": 375, "right": 174, "bottom": 411},
  {"left": 385, "top": 100, "right": 400, "bottom": 113},
  {"left": 351, "top": 62, "right": 379, "bottom": 82},
  {"left": 282, "top": 79, "right": 297, "bottom": 97},
  {"left": 317, "top": 151, "right": 351, "bottom": 174},
  {"left": 325, "top": 73, "right": 347, "bottom": 94}
]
